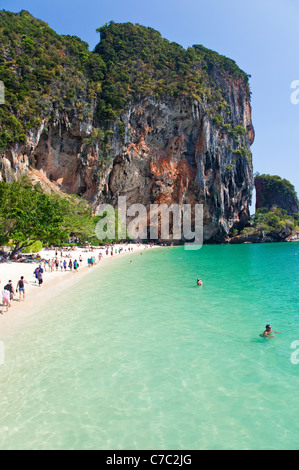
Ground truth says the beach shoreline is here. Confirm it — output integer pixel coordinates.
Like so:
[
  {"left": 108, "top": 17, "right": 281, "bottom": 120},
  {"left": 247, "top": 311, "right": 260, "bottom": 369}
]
[{"left": 0, "top": 243, "right": 155, "bottom": 333}]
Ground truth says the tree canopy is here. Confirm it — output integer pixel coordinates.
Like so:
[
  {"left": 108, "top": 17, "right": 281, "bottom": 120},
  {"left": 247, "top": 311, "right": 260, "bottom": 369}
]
[
  {"left": 0, "top": 179, "right": 66, "bottom": 253},
  {"left": 0, "top": 179, "right": 99, "bottom": 254}
]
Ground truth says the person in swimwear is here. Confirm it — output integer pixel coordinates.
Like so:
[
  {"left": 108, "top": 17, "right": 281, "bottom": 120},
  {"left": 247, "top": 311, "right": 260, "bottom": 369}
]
[
  {"left": 262, "top": 324, "right": 281, "bottom": 337},
  {"left": 197, "top": 278, "right": 203, "bottom": 286},
  {"left": 16, "top": 276, "right": 28, "bottom": 301}
]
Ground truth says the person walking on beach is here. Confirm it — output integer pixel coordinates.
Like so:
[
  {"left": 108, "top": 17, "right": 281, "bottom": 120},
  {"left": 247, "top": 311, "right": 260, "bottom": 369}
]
[
  {"left": 37, "top": 270, "right": 43, "bottom": 287},
  {"left": 2, "top": 286, "right": 11, "bottom": 312},
  {"left": 34, "top": 266, "right": 40, "bottom": 283},
  {"left": 16, "top": 276, "right": 28, "bottom": 301},
  {"left": 4, "top": 280, "right": 15, "bottom": 301},
  {"left": 0, "top": 281, "right": 11, "bottom": 314}
]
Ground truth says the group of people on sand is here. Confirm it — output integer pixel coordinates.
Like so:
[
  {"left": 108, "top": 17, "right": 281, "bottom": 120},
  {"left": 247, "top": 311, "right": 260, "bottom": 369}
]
[
  {"left": 0, "top": 254, "right": 87, "bottom": 314},
  {"left": 1, "top": 277, "right": 28, "bottom": 314},
  {"left": 43, "top": 257, "right": 82, "bottom": 273},
  {"left": 0, "top": 257, "right": 79, "bottom": 314}
]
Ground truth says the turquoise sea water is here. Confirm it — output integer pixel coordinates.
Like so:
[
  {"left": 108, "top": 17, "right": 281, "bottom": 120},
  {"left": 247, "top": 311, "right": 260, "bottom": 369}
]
[{"left": 0, "top": 243, "right": 298, "bottom": 450}]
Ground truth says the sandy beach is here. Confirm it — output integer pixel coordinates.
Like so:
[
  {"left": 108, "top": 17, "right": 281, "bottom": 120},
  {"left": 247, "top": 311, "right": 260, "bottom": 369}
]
[{"left": 0, "top": 243, "right": 153, "bottom": 331}]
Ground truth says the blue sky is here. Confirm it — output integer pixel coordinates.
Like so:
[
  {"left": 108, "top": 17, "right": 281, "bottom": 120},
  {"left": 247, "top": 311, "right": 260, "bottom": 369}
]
[{"left": 2, "top": 0, "right": 299, "bottom": 204}]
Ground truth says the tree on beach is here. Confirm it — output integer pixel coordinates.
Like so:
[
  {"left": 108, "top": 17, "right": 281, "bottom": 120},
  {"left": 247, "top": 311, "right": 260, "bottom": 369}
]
[
  {"left": 0, "top": 179, "right": 106, "bottom": 254},
  {"left": 57, "top": 194, "right": 96, "bottom": 243},
  {"left": 0, "top": 179, "right": 66, "bottom": 256}
]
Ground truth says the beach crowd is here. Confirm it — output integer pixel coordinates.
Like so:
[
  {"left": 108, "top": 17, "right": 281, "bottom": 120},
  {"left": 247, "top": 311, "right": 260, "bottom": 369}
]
[{"left": 0, "top": 243, "right": 147, "bottom": 315}]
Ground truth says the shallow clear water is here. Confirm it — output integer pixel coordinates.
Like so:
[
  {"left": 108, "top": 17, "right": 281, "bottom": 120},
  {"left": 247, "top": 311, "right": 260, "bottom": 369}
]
[{"left": 0, "top": 243, "right": 298, "bottom": 450}]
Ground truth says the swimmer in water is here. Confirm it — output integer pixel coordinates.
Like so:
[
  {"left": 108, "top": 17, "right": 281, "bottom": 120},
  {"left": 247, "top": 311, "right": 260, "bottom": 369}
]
[
  {"left": 196, "top": 278, "right": 203, "bottom": 286},
  {"left": 262, "top": 324, "right": 281, "bottom": 337}
]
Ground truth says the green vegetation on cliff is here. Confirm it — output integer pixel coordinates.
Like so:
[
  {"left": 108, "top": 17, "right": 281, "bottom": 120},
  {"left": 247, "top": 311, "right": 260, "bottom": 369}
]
[
  {"left": 252, "top": 208, "right": 298, "bottom": 233},
  {"left": 0, "top": 11, "right": 251, "bottom": 154},
  {"left": 0, "top": 10, "right": 105, "bottom": 150},
  {"left": 255, "top": 174, "right": 299, "bottom": 217},
  {"left": 95, "top": 21, "right": 250, "bottom": 121},
  {"left": 238, "top": 207, "right": 299, "bottom": 241},
  {"left": 255, "top": 174, "right": 297, "bottom": 200}
]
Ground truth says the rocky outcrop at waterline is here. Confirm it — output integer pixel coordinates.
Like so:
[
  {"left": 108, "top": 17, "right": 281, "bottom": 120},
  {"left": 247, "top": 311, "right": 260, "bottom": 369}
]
[
  {"left": 228, "top": 175, "right": 299, "bottom": 244},
  {"left": 255, "top": 174, "right": 299, "bottom": 215},
  {"left": 0, "top": 12, "right": 255, "bottom": 243}
]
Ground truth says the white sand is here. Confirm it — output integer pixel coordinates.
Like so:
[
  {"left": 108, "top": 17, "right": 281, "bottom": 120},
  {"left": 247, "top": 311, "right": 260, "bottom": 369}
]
[{"left": 0, "top": 243, "right": 153, "bottom": 331}]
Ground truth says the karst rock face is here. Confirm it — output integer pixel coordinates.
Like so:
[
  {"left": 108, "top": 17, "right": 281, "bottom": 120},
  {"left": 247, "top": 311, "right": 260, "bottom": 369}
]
[
  {"left": 0, "top": 14, "right": 255, "bottom": 243},
  {"left": 104, "top": 91, "right": 254, "bottom": 242},
  {"left": 0, "top": 89, "right": 254, "bottom": 244},
  {"left": 255, "top": 175, "right": 299, "bottom": 215}
]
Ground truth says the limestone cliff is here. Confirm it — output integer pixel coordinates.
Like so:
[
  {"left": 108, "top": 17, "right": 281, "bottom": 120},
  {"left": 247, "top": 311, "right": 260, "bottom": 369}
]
[
  {"left": 255, "top": 174, "right": 299, "bottom": 215},
  {"left": 105, "top": 92, "right": 254, "bottom": 243},
  {"left": 0, "top": 13, "right": 255, "bottom": 243}
]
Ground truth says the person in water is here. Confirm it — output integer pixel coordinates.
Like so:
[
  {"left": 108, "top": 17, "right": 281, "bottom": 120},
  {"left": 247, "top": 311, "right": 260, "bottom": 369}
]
[
  {"left": 262, "top": 324, "right": 281, "bottom": 337},
  {"left": 197, "top": 278, "right": 203, "bottom": 286}
]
